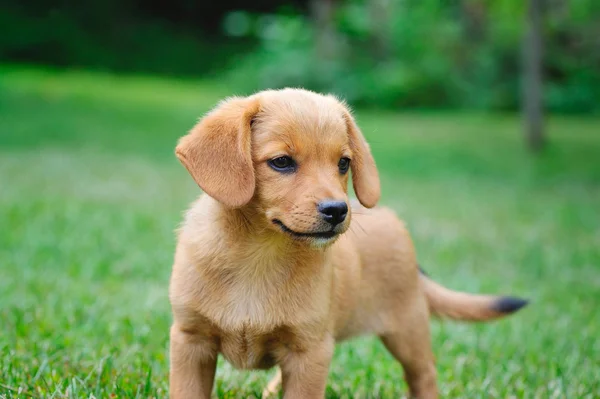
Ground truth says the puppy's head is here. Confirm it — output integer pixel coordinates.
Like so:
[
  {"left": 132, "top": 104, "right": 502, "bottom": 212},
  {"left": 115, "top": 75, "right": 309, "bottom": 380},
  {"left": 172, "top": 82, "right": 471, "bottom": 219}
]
[{"left": 176, "top": 89, "right": 380, "bottom": 246}]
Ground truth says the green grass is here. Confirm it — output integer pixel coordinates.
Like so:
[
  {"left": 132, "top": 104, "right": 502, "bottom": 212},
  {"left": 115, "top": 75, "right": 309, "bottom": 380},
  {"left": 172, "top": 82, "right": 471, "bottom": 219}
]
[{"left": 1, "top": 65, "right": 599, "bottom": 398}]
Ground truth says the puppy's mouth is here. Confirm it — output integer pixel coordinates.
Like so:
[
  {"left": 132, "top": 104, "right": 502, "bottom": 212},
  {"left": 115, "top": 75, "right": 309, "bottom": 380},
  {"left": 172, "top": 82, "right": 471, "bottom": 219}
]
[{"left": 272, "top": 219, "right": 338, "bottom": 240}]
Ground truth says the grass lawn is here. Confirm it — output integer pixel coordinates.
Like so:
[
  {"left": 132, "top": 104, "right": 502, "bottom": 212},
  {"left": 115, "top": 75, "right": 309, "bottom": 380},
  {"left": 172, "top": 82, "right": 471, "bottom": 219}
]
[{"left": 1, "top": 66, "right": 599, "bottom": 398}]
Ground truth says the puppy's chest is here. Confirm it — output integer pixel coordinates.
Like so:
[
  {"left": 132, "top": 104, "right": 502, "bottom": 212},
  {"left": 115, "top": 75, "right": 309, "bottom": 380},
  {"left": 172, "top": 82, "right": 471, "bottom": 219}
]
[
  {"left": 196, "top": 263, "right": 329, "bottom": 331},
  {"left": 203, "top": 275, "right": 292, "bottom": 329},
  {"left": 196, "top": 270, "right": 328, "bottom": 369}
]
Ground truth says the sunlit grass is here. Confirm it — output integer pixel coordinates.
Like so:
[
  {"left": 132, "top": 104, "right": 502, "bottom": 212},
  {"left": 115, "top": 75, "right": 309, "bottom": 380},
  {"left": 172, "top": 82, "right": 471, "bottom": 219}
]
[{"left": 1, "top": 66, "right": 599, "bottom": 398}]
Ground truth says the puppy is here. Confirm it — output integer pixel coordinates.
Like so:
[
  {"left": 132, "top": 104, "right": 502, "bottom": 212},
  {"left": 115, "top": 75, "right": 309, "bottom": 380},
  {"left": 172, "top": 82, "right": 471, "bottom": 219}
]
[{"left": 169, "top": 89, "right": 527, "bottom": 399}]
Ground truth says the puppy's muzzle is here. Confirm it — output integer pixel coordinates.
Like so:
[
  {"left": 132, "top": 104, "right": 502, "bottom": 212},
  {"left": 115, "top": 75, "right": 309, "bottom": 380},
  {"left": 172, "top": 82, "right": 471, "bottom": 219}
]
[{"left": 317, "top": 201, "right": 348, "bottom": 226}]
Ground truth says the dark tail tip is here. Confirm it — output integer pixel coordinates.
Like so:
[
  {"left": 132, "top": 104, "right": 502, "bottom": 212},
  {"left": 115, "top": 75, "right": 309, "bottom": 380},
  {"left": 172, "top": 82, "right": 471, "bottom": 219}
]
[{"left": 492, "top": 297, "right": 529, "bottom": 314}]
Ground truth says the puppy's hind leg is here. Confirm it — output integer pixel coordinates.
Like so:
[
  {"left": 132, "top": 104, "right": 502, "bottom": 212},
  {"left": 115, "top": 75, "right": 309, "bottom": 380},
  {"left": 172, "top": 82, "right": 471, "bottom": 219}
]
[
  {"left": 379, "top": 295, "right": 438, "bottom": 399},
  {"left": 262, "top": 368, "right": 282, "bottom": 398}
]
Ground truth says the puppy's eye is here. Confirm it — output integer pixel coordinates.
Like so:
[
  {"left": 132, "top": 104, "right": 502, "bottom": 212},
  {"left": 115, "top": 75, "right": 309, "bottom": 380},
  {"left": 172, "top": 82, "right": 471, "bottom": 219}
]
[
  {"left": 268, "top": 156, "right": 296, "bottom": 172},
  {"left": 338, "top": 157, "right": 351, "bottom": 174}
]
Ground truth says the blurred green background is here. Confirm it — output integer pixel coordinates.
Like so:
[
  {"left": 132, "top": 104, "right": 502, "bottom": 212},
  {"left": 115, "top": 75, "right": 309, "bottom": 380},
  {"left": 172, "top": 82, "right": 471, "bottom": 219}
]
[
  {"left": 1, "top": 1, "right": 599, "bottom": 398},
  {"left": 3, "top": 0, "right": 599, "bottom": 112}
]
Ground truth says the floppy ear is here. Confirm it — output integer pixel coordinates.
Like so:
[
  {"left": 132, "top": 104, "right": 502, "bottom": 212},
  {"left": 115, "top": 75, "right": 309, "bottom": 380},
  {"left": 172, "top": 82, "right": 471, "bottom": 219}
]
[
  {"left": 342, "top": 107, "right": 380, "bottom": 208},
  {"left": 175, "top": 97, "right": 260, "bottom": 208}
]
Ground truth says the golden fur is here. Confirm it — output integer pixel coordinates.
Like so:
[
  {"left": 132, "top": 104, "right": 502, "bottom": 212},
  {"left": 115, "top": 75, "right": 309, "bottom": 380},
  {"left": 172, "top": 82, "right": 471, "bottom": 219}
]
[{"left": 169, "top": 88, "right": 526, "bottom": 399}]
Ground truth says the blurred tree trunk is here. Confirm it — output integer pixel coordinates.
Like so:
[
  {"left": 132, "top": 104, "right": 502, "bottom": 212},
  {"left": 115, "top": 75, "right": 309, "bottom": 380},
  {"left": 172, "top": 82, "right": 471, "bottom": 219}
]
[
  {"left": 523, "top": 0, "right": 545, "bottom": 152},
  {"left": 369, "top": 0, "right": 391, "bottom": 61},
  {"left": 310, "top": 0, "right": 337, "bottom": 60}
]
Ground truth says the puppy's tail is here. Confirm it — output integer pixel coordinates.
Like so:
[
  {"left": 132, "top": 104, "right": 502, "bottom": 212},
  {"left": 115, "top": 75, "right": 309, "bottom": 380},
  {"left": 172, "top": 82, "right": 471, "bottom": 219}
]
[{"left": 419, "top": 267, "right": 528, "bottom": 322}]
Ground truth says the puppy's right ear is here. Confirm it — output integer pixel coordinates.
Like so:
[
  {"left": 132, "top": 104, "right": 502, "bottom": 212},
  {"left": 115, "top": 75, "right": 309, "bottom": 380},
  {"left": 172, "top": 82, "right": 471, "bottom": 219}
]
[{"left": 175, "top": 97, "right": 260, "bottom": 208}]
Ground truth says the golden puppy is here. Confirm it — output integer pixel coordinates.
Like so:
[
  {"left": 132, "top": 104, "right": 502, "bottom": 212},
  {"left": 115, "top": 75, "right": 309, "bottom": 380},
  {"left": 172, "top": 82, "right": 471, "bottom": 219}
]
[{"left": 169, "top": 89, "right": 527, "bottom": 399}]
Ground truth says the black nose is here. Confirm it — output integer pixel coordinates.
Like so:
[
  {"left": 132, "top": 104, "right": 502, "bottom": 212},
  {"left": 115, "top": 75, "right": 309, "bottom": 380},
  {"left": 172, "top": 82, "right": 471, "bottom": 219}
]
[{"left": 317, "top": 201, "right": 348, "bottom": 226}]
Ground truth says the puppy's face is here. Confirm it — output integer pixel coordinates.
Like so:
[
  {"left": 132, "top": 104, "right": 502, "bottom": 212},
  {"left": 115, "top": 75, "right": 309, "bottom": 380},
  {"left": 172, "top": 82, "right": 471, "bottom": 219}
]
[
  {"left": 251, "top": 92, "right": 352, "bottom": 245},
  {"left": 176, "top": 89, "right": 380, "bottom": 247}
]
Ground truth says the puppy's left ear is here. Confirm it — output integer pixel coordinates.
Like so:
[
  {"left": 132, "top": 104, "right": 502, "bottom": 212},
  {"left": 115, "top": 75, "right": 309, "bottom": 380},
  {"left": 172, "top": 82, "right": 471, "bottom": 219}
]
[
  {"left": 342, "top": 107, "right": 380, "bottom": 208},
  {"left": 176, "top": 96, "right": 260, "bottom": 208}
]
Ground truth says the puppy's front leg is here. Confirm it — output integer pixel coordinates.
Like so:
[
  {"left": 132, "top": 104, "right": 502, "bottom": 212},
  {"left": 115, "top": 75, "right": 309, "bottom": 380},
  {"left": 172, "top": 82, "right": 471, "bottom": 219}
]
[
  {"left": 280, "top": 334, "right": 334, "bottom": 399},
  {"left": 169, "top": 324, "right": 218, "bottom": 399}
]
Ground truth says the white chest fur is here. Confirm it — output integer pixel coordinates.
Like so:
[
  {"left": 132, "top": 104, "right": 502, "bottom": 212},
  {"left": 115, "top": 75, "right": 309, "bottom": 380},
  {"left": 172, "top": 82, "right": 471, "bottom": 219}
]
[{"left": 188, "top": 261, "right": 331, "bottom": 370}]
